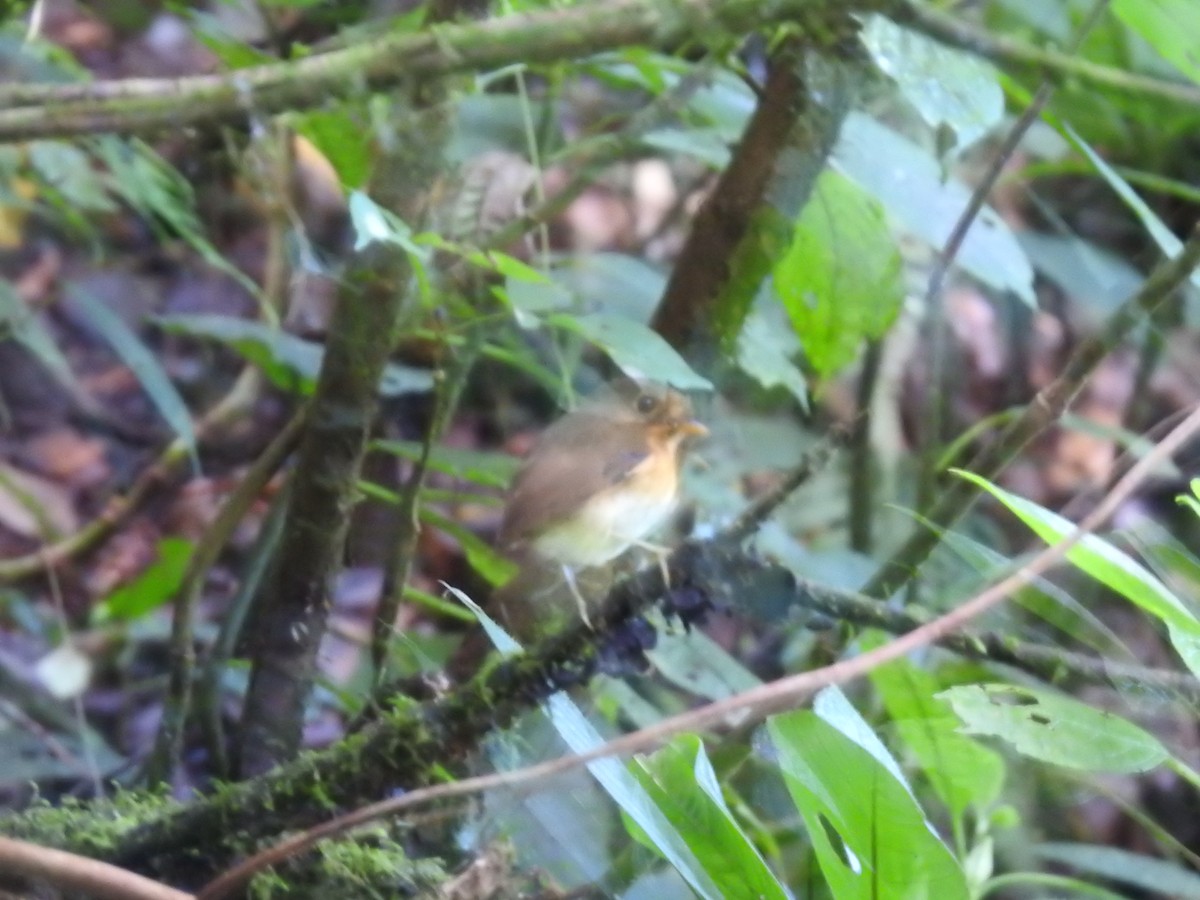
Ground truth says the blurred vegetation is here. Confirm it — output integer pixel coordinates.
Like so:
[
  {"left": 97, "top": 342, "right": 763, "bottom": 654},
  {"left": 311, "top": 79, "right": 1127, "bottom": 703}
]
[{"left": 1, "top": 0, "right": 1199, "bottom": 898}]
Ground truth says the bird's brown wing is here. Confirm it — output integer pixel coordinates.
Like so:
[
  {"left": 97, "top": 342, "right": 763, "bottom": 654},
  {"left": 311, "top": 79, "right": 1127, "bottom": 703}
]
[{"left": 498, "top": 415, "right": 648, "bottom": 550}]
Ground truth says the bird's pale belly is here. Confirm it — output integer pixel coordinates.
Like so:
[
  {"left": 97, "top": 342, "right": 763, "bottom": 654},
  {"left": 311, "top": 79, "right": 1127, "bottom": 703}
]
[{"left": 530, "top": 482, "right": 678, "bottom": 567}]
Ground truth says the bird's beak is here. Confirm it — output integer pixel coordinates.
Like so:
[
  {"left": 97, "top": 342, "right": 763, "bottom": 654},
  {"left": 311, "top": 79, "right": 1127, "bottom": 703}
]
[{"left": 679, "top": 420, "right": 709, "bottom": 438}]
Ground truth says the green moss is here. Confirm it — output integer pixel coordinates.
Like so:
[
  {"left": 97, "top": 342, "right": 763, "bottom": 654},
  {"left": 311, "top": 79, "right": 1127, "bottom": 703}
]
[
  {"left": 3, "top": 787, "right": 177, "bottom": 856},
  {"left": 247, "top": 824, "right": 446, "bottom": 899}
]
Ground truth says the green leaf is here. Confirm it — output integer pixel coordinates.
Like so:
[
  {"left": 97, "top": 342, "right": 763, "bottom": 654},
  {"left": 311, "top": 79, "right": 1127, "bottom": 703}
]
[
  {"left": 734, "top": 307, "right": 809, "bottom": 409},
  {"left": 293, "top": 108, "right": 372, "bottom": 189},
  {"left": 955, "top": 470, "right": 1200, "bottom": 661},
  {"left": 1178, "top": 478, "right": 1200, "bottom": 517},
  {"left": 1112, "top": 0, "right": 1200, "bottom": 85},
  {"left": 371, "top": 440, "right": 520, "bottom": 489},
  {"left": 444, "top": 586, "right": 725, "bottom": 900},
  {"left": 629, "top": 736, "right": 789, "bottom": 900},
  {"left": 938, "top": 683, "right": 1168, "bottom": 772},
  {"left": 1064, "top": 124, "right": 1200, "bottom": 290},
  {"left": 156, "top": 313, "right": 433, "bottom": 397},
  {"left": 869, "top": 656, "right": 1006, "bottom": 816},
  {"left": 834, "top": 112, "right": 1035, "bottom": 304},
  {"left": 769, "top": 710, "right": 970, "bottom": 900},
  {"left": 860, "top": 15, "right": 1004, "bottom": 152},
  {"left": 774, "top": 169, "right": 904, "bottom": 376},
  {"left": 1034, "top": 842, "right": 1200, "bottom": 898},
  {"left": 554, "top": 313, "right": 713, "bottom": 391},
  {"left": 0, "top": 280, "right": 75, "bottom": 386},
  {"left": 419, "top": 508, "right": 517, "bottom": 586},
  {"left": 93, "top": 537, "right": 193, "bottom": 623},
  {"left": 70, "top": 288, "right": 198, "bottom": 470}
]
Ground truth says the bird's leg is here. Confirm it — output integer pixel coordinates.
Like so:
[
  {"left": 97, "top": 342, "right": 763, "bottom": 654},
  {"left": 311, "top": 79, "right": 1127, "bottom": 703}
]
[
  {"left": 631, "top": 540, "right": 672, "bottom": 589},
  {"left": 561, "top": 564, "right": 593, "bottom": 629}
]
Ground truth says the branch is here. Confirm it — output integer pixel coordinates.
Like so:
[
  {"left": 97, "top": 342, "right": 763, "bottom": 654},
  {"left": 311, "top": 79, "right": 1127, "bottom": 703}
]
[
  {"left": 197, "top": 402, "right": 1200, "bottom": 900},
  {"left": 108, "top": 437, "right": 842, "bottom": 882},
  {"left": 896, "top": 0, "right": 1200, "bottom": 110},
  {"left": 0, "top": 0, "right": 890, "bottom": 142},
  {"left": 650, "top": 42, "right": 857, "bottom": 364},
  {"left": 0, "top": 837, "right": 191, "bottom": 900},
  {"left": 863, "top": 219, "right": 1200, "bottom": 599},
  {"left": 791, "top": 578, "right": 1200, "bottom": 704}
]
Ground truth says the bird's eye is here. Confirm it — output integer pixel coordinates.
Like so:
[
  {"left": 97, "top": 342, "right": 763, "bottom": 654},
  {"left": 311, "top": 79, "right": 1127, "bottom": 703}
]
[{"left": 636, "top": 394, "right": 658, "bottom": 414}]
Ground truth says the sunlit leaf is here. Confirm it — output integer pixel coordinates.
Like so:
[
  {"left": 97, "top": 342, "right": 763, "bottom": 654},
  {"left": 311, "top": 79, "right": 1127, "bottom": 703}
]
[
  {"left": 870, "top": 656, "right": 1006, "bottom": 816},
  {"left": 1111, "top": 0, "right": 1200, "bottom": 85},
  {"left": 956, "top": 470, "right": 1200, "bottom": 639},
  {"left": 769, "top": 710, "right": 970, "bottom": 900},
  {"left": 774, "top": 169, "right": 904, "bottom": 376},
  {"left": 93, "top": 537, "right": 194, "bottom": 623},
  {"left": 629, "top": 736, "right": 789, "bottom": 900},
  {"left": 939, "top": 683, "right": 1168, "bottom": 772}
]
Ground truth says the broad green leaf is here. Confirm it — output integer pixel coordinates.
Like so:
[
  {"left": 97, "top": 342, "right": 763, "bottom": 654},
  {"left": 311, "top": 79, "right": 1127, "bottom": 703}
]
[
  {"left": 93, "top": 537, "right": 194, "bottom": 623},
  {"left": 554, "top": 313, "right": 712, "bottom": 391},
  {"left": 956, "top": 470, "right": 1200, "bottom": 645},
  {"left": 769, "top": 710, "right": 969, "bottom": 900},
  {"left": 71, "top": 289, "right": 198, "bottom": 470},
  {"left": 814, "top": 686, "right": 914, "bottom": 795},
  {"left": 938, "top": 683, "right": 1168, "bottom": 772},
  {"left": 629, "top": 736, "right": 789, "bottom": 900},
  {"left": 445, "top": 587, "right": 725, "bottom": 900},
  {"left": 834, "top": 112, "right": 1035, "bottom": 304},
  {"left": 420, "top": 509, "right": 517, "bottom": 586},
  {"left": 773, "top": 169, "right": 904, "bottom": 376},
  {"left": 549, "top": 252, "right": 666, "bottom": 324},
  {"left": 870, "top": 656, "right": 1005, "bottom": 816},
  {"left": 1064, "top": 124, "right": 1200, "bottom": 290},
  {"left": 1111, "top": 0, "right": 1200, "bottom": 85},
  {"left": 860, "top": 15, "right": 1004, "bottom": 152},
  {"left": 371, "top": 440, "right": 520, "bottom": 488},
  {"left": 1034, "top": 842, "right": 1200, "bottom": 898},
  {"left": 734, "top": 307, "right": 809, "bottom": 409},
  {"left": 156, "top": 313, "right": 433, "bottom": 397}
]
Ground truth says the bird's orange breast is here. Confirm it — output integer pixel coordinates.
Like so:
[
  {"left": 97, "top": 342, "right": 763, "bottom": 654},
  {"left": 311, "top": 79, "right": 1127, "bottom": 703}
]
[{"left": 528, "top": 447, "right": 679, "bottom": 567}]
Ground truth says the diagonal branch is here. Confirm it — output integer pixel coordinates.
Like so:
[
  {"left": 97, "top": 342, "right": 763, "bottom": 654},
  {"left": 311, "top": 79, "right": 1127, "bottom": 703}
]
[{"left": 0, "top": 0, "right": 890, "bottom": 142}]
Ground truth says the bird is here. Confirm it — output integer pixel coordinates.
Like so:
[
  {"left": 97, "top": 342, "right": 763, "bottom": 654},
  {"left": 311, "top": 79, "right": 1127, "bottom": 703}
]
[{"left": 493, "top": 380, "right": 708, "bottom": 634}]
